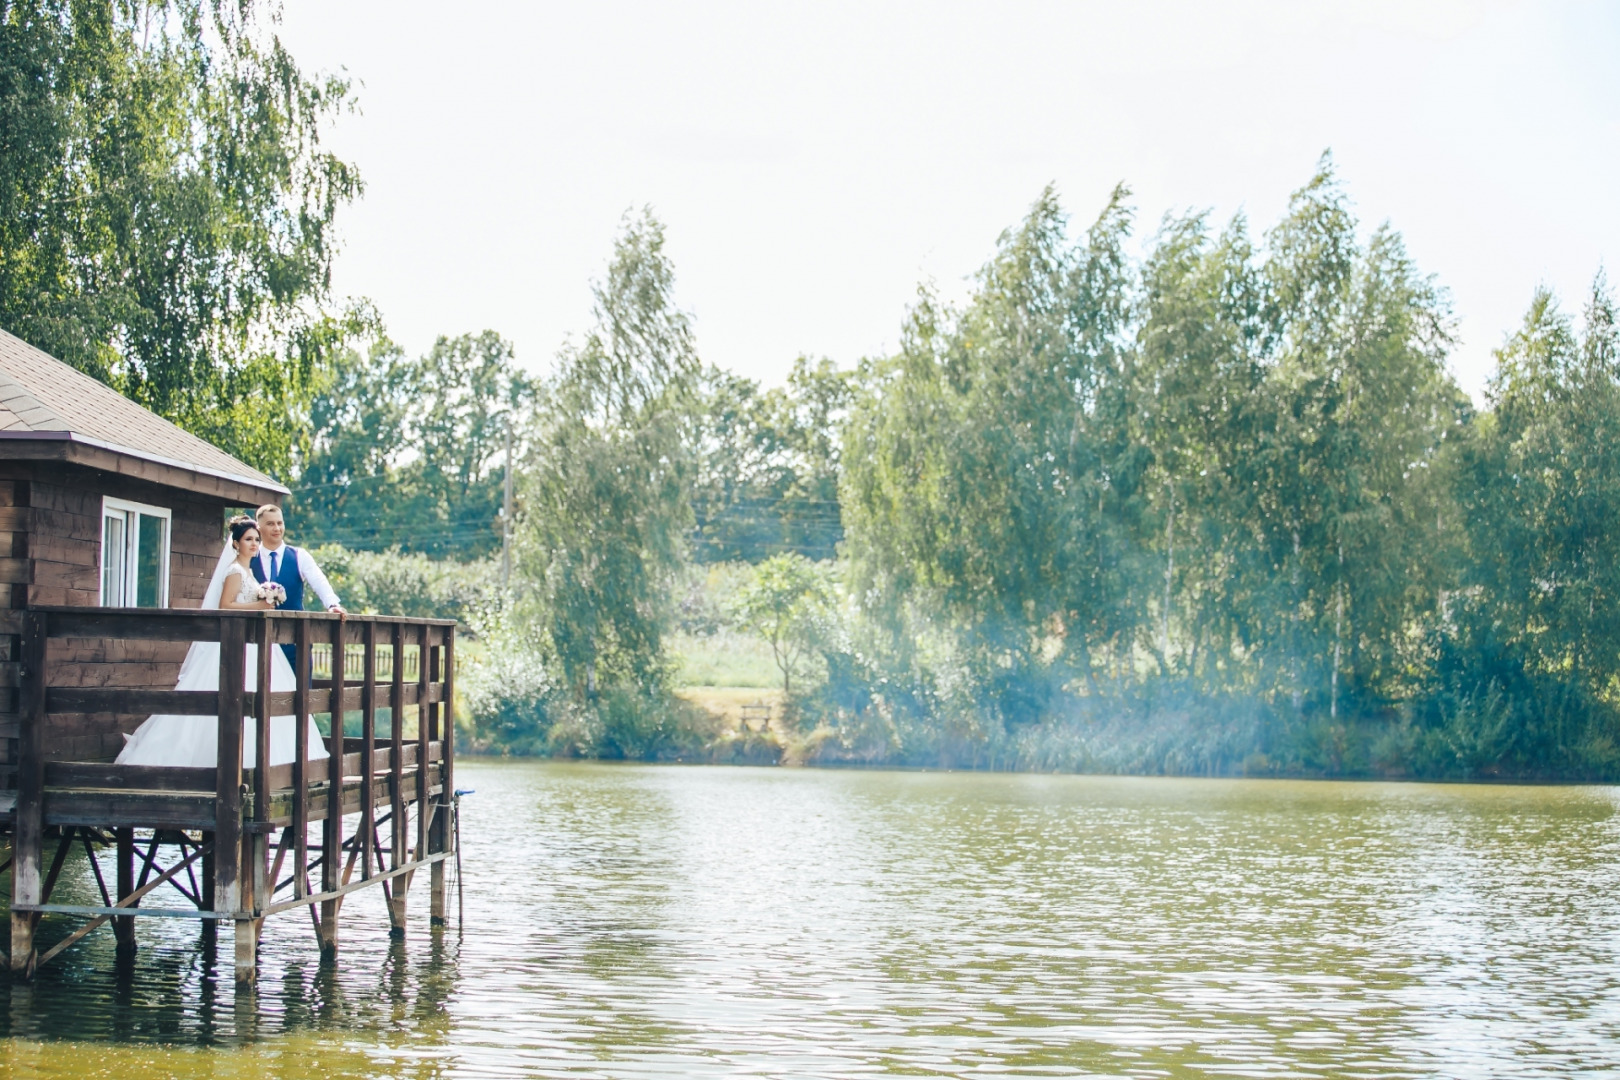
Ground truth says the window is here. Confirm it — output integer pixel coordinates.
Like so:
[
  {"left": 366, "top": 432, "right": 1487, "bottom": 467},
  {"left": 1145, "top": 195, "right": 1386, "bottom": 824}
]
[{"left": 101, "top": 497, "right": 171, "bottom": 607}]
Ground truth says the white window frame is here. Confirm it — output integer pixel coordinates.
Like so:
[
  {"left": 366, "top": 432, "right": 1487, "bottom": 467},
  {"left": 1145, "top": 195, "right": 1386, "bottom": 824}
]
[{"left": 100, "top": 496, "right": 172, "bottom": 608}]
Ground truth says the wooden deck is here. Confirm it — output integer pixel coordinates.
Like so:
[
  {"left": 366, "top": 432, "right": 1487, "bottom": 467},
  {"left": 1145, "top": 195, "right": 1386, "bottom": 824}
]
[{"left": 2, "top": 606, "right": 457, "bottom": 984}]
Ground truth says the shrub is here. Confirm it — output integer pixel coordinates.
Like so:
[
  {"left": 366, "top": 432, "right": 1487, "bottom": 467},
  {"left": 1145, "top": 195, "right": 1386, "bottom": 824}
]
[
  {"left": 460, "top": 640, "right": 554, "bottom": 755},
  {"left": 310, "top": 544, "right": 502, "bottom": 633}
]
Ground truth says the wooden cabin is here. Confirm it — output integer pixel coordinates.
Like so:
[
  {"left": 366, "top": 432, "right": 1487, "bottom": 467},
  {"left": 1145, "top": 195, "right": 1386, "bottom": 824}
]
[
  {"left": 0, "top": 327, "right": 291, "bottom": 768},
  {"left": 0, "top": 329, "right": 456, "bottom": 985}
]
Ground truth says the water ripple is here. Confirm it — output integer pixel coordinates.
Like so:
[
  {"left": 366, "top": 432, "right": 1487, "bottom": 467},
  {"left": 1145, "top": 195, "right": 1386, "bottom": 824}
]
[{"left": 2, "top": 765, "right": 1619, "bottom": 1078}]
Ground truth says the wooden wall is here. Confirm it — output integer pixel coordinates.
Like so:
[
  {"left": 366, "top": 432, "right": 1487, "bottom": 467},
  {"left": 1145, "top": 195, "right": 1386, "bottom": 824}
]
[{"left": 0, "top": 461, "right": 236, "bottom": 770}]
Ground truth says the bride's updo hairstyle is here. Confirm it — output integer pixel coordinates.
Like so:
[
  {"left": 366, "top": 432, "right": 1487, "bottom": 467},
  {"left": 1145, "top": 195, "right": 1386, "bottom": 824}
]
[{"left": 228, "top": 515, "right": 260, "bottom": 547}]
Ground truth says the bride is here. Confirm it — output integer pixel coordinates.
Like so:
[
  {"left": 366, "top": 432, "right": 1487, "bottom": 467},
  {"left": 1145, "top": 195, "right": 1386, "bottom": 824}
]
[{"left": 116, "top": 515, "right": 330, "bottom": 769}]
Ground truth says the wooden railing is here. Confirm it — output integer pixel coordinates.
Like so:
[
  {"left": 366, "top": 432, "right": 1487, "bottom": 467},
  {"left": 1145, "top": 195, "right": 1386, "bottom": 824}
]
[{"left": 7, "top": 606, "right": 457, "bottom": 981}]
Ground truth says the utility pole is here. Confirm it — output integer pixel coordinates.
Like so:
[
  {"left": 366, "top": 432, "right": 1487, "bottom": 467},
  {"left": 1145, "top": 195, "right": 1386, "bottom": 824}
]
[{"left": 501, "top": 413, "right": 513, "bottom": 591}]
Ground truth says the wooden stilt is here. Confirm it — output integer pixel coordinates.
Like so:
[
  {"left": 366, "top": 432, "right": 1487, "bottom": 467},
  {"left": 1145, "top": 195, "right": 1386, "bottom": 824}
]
[
  {"left": 254, "top": 620, "right": 272, "bottom": 824},
  {"left": 249, "top": 831, "right": 269, "bottom": 946},
  {"left": 250, "top": 619, "right": 274, "bottom": 950},
  {"left": 319, "top": 616, "right": 345, "bottom": 957},
  {"left": 388, "top": 623, "right": 408, "bottom": 939},
  {"left": 215, "top": 618, "right": 251, "bottom": 985},
  {"left": 429, "top": 635, "right": 448, "bottom": 927},
  {"left": 361, "top": 622, "right": 376, "bottom": 882},
  {"left": 200, "top": 830, "right": 217, "bottom": 941},
  {"left": 413, "top": 626, "right": 429, "bottom": 879},
  {"left": 113, "top": 828, "right": 137, "bottom": 956},
  {"left": 293, "top": 621, "right": 310, "bottom": 902},
  {"left": 10, "top": 612, "right": 46, "bottom": 977}
]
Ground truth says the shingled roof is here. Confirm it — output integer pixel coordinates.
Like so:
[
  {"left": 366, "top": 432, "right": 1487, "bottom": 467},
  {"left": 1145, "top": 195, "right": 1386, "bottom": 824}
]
[{"left": 0, "top": 327, "right": 288, "bottom": 503}]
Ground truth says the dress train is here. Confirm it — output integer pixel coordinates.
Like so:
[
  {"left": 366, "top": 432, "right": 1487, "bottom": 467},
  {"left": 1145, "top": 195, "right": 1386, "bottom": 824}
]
[{"left": 116, "top": 639, "right": 331, "bottom": 769}]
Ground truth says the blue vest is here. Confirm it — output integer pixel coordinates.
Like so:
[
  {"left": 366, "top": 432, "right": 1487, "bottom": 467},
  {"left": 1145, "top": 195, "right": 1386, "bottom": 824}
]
[{"left": 252, "top": 546, "right": 303, "bottom": 610}]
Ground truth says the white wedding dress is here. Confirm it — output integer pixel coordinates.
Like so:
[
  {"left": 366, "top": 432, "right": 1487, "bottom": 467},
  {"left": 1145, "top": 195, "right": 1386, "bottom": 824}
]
[{"left": 116, "top": 558, "right": 330, "bottom": 769}]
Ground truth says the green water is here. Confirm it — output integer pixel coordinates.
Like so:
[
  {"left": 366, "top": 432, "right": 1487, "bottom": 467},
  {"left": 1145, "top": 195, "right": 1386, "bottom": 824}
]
[{"left": 2, "top": 763, "right": 1618, "bottom": 1077}]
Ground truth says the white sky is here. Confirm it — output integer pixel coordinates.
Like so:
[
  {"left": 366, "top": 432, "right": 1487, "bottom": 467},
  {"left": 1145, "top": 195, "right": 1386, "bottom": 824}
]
[{"left": 274, "top": 0, "right": 1619, "bottom": 401}]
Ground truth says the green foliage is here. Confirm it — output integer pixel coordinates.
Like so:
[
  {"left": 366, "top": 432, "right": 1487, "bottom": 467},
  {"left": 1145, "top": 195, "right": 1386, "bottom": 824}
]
[
  {"left": 465, "top": 659, "right": 717, "bottom": 761},
  {"left": 0, "top": 0, "right": 362, "bottom": 475},
  {"left": 1425, "top": 275, "right": 1620, "bottom": 776},
  {"left": 672, "top": 561, "right": 754, "bottom": 635},
  {"left": 291, "top": 330, "right": 533, "bottom": 558},
  {"left": 844, "top": 182, "right": 1151, "bottom": 725},
  {"left": 809, "top": 159, "right": 1620, "bottom": 780},
  {"left": 1136, "top": 159, "right": 1468, "bottom": 714},
  {"left": 460, "top": 639, "right": 554, "bottom": 755},
  {"left": 731, "top": 554, "right": 834, "bottom": 692},
  {"left": 689, "top": 356, "right": 857, "bottom": 562},
  {"left": 514, "top": 208, "right": 696, "bottom": 702},
  {"left": 839, "top": 158, "right": 1468, "bottom": 738},
  {"left": 667, "top": 629, "right": 783, "bottom": 689},
  {"left": 308, "top": 543, "right": 501, "bottom": 632}
]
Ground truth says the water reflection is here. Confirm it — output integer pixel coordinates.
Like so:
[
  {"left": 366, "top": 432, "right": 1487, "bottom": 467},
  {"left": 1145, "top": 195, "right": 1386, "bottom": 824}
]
[{"left": 1, "top": 764, "right": 1618, "bottom": 1077}]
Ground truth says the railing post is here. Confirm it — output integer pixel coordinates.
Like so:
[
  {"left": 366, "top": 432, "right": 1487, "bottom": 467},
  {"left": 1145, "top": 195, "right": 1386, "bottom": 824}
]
[
  {"left": 293, "top": 620, "right": 310, "bottom": 901},
  {"left": 319, "top": 614, "right": 344, "bottom": 957},
  {"left": 388, "top": 621, "right": 407, "bottom": 938},
  {"left": 430, "top": 628, "right": 453, "bottom": 926},
  {"left": 361, "top": 622, "right": 376, "bottom": 881},
  {"left": 254, "top": 617, "right": 272, "bottom": 820},
  {"left": 214, "top": 616, "right": 252, "bottom": 984},
  {"left": 248, "top": 616, "right": 274, "bottom": 950},
  {"left": 416, "top": 626, "right": 431, "bottom": 868},
  {"left": 10, "top": 610, "right": 46, "bottom": 977}
]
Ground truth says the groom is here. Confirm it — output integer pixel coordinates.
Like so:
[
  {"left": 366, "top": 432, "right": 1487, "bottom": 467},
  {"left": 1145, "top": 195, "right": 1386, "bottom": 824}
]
[{"left": 253, "top": 504, "right": 346, "bottom": 664}]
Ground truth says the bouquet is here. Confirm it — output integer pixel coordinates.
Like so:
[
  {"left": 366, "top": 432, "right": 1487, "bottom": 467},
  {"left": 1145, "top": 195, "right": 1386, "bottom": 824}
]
[{"left": 256, "top": 582, "right": 288, "bottom": 608}]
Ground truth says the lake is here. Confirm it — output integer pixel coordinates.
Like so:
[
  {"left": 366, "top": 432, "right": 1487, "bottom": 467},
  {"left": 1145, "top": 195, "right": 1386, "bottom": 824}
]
[{"left": 2, "top": 762, "right": 1618, "bottom": 1077}]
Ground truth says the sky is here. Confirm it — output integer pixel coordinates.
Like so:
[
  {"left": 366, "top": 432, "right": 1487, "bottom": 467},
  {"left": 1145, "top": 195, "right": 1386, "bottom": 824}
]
[{"left": 273, "top": 0, "right": 1619, "bottom": 401}]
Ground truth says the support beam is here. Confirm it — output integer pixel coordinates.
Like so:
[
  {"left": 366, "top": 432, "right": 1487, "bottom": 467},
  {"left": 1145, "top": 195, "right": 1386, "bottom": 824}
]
[
  {"left": 10, "top": 611, "right": 46, "bottom": 977},
  {"left": 293, "top": 622, "right": 310, "bottom": 902},
  {"left": 30, "top": 840, "right": 214, "bottom": 969},
  {"left": 361, "top": 622, "right": 376, "bottom": 881},
  {"left": 388, "top": 623, "right": 407, "bottom": 939},
  {"left": 261, "top": 852, "right": 450, "bottom": 916},
  {"left": 214, "top": 618, "right": 251, "bottom": 984},
  {"left": 413, "top": 627, "right": 430, "bottom": 933},
  {"left": 319, "top": 615, "right": 345, "bottom": 957},
  {"left": 430, "top": 635, "right": 450, "bottom": 926},
  {"left": 200, "top": 830, "right": 216, "bottom": 941},
  {"left": 249, "top": 831, "right": 269, "bottom": 946},
  {"left": 113, "top": 828, "right": 137, "bottom": 956}
]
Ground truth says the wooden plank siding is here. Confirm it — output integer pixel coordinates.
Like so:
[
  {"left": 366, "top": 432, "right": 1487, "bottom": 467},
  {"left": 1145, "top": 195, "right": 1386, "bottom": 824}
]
[
  {"left": 0, "top": 460, "right": 243, "bottom": 774},
  {"left": 0, "top": 475, "right": 23, "bottom": 782}
]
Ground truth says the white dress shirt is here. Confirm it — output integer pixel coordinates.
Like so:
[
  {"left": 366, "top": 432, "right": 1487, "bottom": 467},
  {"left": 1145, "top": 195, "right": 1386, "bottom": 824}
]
[{"left": 257, "top": 542, "right": 342, "bottom": 610}]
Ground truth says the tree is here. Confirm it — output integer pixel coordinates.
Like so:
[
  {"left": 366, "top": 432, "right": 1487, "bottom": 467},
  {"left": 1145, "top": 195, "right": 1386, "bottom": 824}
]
[
  {"left": 1133, "top": 209, "right": 1272, "bottom": 681},
  {"left": 734, "top": 554, "right": 834, "bottom": 692},
  {"left": 759, "top": 356, "right": 858, "bottom": 559},
  {"left": 688, "top": 365, "right": 788, "bottom": 562},
  {"left": 291, "top": 335, "right": 409, "bottom": 546},
  {"left": 516, "top": 209, "right": 698, "bottom": 701},
  {"left": 1209, "top": 160, "right": 1465, "bottom": 716},
  {"left": 291, "top": 330, "right": 532, "bottom": 558},
  {"left": 0, "top": 1, "right": 362, "bottom": 474},
  {"left": 842, "top": 184, "right": 1146, "bottom": 723},
  {"left": 1445, "top": 276, "right": 1620, "bottom": 768},
  {"left": 1130, "top": 158, "right": 1465, "bottom": 721},
  {"left": 689, "top": 355, "right": 858, "bottom": 563}
]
